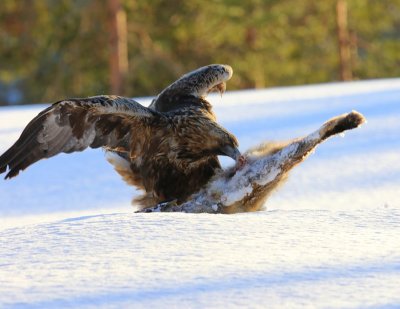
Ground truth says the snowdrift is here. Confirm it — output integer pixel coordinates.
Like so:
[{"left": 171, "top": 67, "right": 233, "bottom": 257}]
[{"left": 1, "top": 210, "right": 399, "bottom": 308}]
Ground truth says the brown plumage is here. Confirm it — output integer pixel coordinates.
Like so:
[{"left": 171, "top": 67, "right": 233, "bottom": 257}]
[{"left": 0, "top": 64, "right": 240, "bottom": 208}]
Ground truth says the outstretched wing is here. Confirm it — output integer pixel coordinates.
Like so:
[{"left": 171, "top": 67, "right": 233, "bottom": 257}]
[
  {"left": 0, "top": 95, "right": 156, "bottom": 179},
  {"left": 149, "top": 64, "right": 233, "bottom": 112}
]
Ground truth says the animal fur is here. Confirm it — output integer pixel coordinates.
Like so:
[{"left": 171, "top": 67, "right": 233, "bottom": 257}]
[{"left": 139, "top": 111, "right": 366, "bottom": 214}]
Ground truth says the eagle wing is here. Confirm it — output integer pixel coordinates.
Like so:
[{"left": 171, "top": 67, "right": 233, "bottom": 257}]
[
  {"left": 148, "top": 64, "right": 233, "bottom": 112},
  {"left": 0, "top": 95, "right": 157, "bottom": 179}
]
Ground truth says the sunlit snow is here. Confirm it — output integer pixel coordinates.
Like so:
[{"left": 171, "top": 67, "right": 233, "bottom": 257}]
[{"left": 0, "top": 79, "right": 399, "bottom": 308}]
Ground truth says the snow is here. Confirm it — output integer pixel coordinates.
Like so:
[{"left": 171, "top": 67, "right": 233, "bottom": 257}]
[
  {"left": 1, "top": 79, "right": 400, "bottom": 308},
  {"left": 1, "top": 211, "right": 400, "bottom": 308}
]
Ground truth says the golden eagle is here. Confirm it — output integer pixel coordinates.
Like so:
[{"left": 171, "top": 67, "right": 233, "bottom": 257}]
[{"left": 0, "top": 64, "right": 242, "bottom": 209}]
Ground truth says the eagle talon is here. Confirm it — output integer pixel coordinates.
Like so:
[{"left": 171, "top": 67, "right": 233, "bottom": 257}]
[
  {"left": 209, "top": 82, "right": 226, "bottom": 97},
  {"left": 135, "top": 199, "right": 179, "bottom": 213},
  {"left": 156, "top": 199, "right": 178, "bottom": 212},
  {"left": 216, "top": 83, "right": 226, "bottom": 97}
]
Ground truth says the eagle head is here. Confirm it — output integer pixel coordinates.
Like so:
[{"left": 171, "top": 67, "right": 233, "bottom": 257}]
[{"left": 216, "top": 132, "right": 241, "bottom": 162}]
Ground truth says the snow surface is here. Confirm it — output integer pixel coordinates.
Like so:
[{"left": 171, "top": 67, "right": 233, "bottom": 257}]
[{"left": 0, "top": 79, "right": 399, "bottom": 308}]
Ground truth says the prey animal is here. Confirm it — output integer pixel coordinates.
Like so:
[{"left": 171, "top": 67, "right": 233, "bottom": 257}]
[
  {"left": 0, "top": 65, "right": 243, "bottom": 209},
  {"left": 141, "top": 111, "right": 366, "bottom": 213}
]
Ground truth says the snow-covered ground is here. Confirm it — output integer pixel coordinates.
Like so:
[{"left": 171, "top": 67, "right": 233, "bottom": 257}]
[{"left": 0, "top": 79, "right": 399, "bottom": 308}]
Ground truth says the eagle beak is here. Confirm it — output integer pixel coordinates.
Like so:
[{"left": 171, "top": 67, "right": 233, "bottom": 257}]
[{"left": 221, "top": 145, "right": 241, "bottom": 161}]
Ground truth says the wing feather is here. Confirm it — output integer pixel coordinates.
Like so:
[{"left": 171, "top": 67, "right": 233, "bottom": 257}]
[
  {"left": 0, "top": 95, "right": 157, "bottom": 179},
  {"left": 149, "top": 64, "right": 233, "bottom": 112}
]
